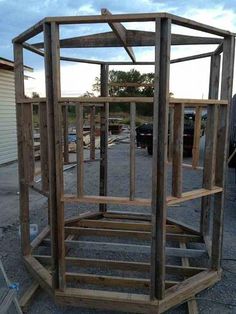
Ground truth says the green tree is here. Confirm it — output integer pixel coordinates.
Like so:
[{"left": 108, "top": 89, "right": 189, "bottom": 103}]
[{"left": 93, "top": 69, "right": 155, "bottom": 116}]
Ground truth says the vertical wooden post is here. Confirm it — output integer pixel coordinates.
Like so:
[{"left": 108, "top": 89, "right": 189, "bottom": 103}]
[
  {"left": 172, "top": 104, "right": 184, "bottom": 197},
  {"left": 76, "top": 104, "right": 84, "bottom": 197},
  {"left": 90, "top": 105, "right": 96, "bottom": 160},
  {"left": 201, "top": 54, "right": 221, "bottom": 237},
  {"left": 151, "top": 17, "right": 171, "bottom": 300},
  {"left": 130, "top": 102, "right": 136, "bottom": 201},
  {"left": 62, "top": 105, "right": 69, "bottom": 164},
  {"left": 192, "top": 107, "right": 202, "bottom": 169},
  {"left": 99, "top": 64, "right": 109, "bottom": 212},
  {"left": 39, "top": 102, "right": 49, "bottom": 192},
  {"left": 211, "top": 35, "right": 235, "bottom": 270},
  {"left": 14, "top": 43, "right": 31, "bottom": 256},
  {"left": 168, "top": 106, "right": 174, "bottom": 162},
  {"left": 44, "top": 22, "right": 65, "bottom": 290}
]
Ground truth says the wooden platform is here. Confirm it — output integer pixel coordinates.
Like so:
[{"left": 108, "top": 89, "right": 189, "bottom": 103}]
[{"left": 26, "top": 211, "right": 220, "bottom": 313}]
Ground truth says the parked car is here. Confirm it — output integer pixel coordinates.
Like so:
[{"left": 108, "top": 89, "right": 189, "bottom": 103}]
[{"left": 136, "top": 113, "right": 205, "bottom": 156}]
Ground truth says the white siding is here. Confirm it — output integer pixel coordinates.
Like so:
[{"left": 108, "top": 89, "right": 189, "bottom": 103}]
[{"left": 0, "top": 69, "right": 17, "bottom": 164}]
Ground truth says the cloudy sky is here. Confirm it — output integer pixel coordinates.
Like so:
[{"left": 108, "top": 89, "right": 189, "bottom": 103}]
[{"left": 1, "top": 0, "right": 236, "bottom": 98}]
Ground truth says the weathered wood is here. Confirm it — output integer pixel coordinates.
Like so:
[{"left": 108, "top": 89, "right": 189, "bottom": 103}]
[
  {"left": 102, "top": 9, "right": 136, "bottom": 62},
  {"left": 99, "top": 64, "right": 109, "bottom": 212},
  {"left": 66, "top": 272, "right": 178, "bottom": 289},
  {"left": 172, "top": 104, "right": 184, "bottom": 197},
  {"left": 168, "top": 106, "right": 174, "bottom": 162},
  {"left": 151, "top": 17, "right": 171, "bottom": 300},
  {"left": 19, "top": 281, "right": 40, "bottom": 313},
  {"left": 63, "top": 186, "right": 223, "bottom": 206},
  {"left": 39, "top": 102, "right": 49, "bottom": 192},
  {"left": 76, "top": 104, "right": 84, "bottom": 197},
  {"left": 30, "top": 225, "right": 50, "bottom": 250},
  {"left": 201, "top": 54, "right": 220, "bottom": 237},
  {"left": 43, "top": 22, "right": 66, "bottom": 290},
  {"left": 192, "top": 107, "right": 202, "bottom": 168},
  {"left": 212, "top": 35, "right": 235, "bottom": 270},
  {"left": 14, "top": 43, "right": 31, "bottom": 256},
  {"left": 89, "top": 106, "right": 96, "bottom": 160},
  {"left": 130, "top": 103, "right": 136, "bottom": 200},
  {"left": 180, "top": 242, "right": 199, "bottom": 314},
  {"left": 33, "top": 31, "right": 222, "bottom": 49},
  {"left": 62, "top": 105, "right": 69, "bottom": 163}
]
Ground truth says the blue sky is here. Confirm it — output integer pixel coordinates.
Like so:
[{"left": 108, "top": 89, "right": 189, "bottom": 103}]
[{"left": 1, "top": 0, "right": 236, "bottom": 97}]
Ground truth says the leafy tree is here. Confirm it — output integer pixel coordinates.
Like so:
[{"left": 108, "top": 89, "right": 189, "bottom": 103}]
[{"left": 93, "top": 69, "right": 155, "bottom": 116}]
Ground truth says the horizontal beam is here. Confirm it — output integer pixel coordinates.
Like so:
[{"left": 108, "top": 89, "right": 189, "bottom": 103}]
[
  {"left": 34, "top": 255, "right": 207, "bottom": 276},
  {"left": 64, "top": 226, "right": 201, "bottom": 242},
  {"left": 12, "top": 19, "right": 45, "bottom": 43},
  {"left": 66, "top": 272, "right": 178, "bottom": 289},
  {"left": 42, "top": 239, "right": 207, "bottom": 257},
  {"left": 62, "top": 186, "right": 223, "bottom": 206},
  {"left": 32, "top": 30, "right": 222, "bottom": 49}
]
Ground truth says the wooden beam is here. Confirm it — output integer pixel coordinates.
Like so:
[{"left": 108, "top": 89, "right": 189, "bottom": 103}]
[
  {"left": 76, "top": 104, "right": 84, "bottom": 197},
  {"left": 151, "top": 17, "right": 171, "bottom": 300},
  {"left": 172, "top": 104, "right": 184, "bottom": 197},
  {"left": 201, "top": 54, "right": 220, "bottom": 237},
  {"left": 39, "top": 102, "right": 49, "bottom": 192},
  {"left": 43, "top": 22, "right": 65, "bottom": 290},
  {"left": 101, "top": 9, "right": 136, "bottom": 62},
  {"left": 14, "top": 42, "right": 31, "bottom": 256},
  {"left": 99, "top": 64, "right": 109, "bottom": 212},
  {"left": 130, "top": 103, "right": 136, "bottom": 200},
  {"left": 32, "top": 31, "right": 222, "bottom": 49},
  {"left": 89, "top": 106, "right": 96, "bottom": 160},
  {"left": 19, "top": 281, "right": 40, "bottom": 313},
  {"left": 62, "top": 105, "right": 69, "bottom": 163},
  {"left": 192, "top": 107, "right": 202, "bottom": 168},
  {"left": 62, "top": 186, "right": 223, "bottom": 207},
  {"left": 212, "top": 35, "right": 235, "bottom": 270}
]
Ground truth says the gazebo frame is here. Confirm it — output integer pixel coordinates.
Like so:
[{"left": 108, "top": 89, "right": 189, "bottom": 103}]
[{"left": 13, "top": 10, "right": 235, "bottom": 313}]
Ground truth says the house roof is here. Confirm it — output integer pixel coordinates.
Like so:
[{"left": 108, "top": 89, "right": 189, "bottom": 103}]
[{"left": 0, "top": 57, "right": 33, "bottom": 72}]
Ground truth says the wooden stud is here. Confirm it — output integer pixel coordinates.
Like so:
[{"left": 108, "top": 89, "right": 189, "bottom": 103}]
[
  {"left": 62, "top": 105, "right": 69, "bottom": 163},
  {"left": 172, "top": 104, "right": 184, "bottom": 197},
  {"left": 43, "top": 22, "right": 65, "bottom": 290},
  {"left": 76, "top": 104, "right": 84, "bottom": 197},
  {"left": 212, "top": 35, "right": 235, "bottom": 270},
  {"left": 14, "top": 43, "right": 31, "bottom": 256},
  {"left": 192, "top": 107, "right": 202, "bottom": 169},
  {"left": 130, "top": 103, "right": 136, "bottom": 200},
  {"left": 90, "top": 106, "right": 96, "bottom": 160},
  {"left": 168, "top": 106, "right": 174, "bottom": 162},
  {"left": 151, "top": 17, "right": 171, "bottom": 300},
  {"left": 99, "top": 64, "right": 109, "bottom": 212},
  {"left": 39, "top": 102, "right": 49, "bottom": 192}
]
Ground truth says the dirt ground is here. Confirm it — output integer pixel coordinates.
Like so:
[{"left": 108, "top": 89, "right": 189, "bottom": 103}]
[{"left": 0, "top": 143, "right": 236, "bottom": 313}]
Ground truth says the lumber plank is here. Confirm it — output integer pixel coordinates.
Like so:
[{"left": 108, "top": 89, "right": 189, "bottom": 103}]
[
  {"left": 172, "top": 104, "right": 184, "bottom": 197},
  {"left": 62, "top": 105, "right": 69, "bottom": 163},
  {"left": 89, "top": 106, "right": 96, "bottom": 160},
  {"left": 76, "top": 104, "right": 84, "bottom": 197},
  {"left": 130, "top": 103, "right": 136, "bottom": 200},
  {"left": 19, "top": 281, "right": 40, "bottom": 313},
  {"left": 192, "top": 107, "right": 202, "bottom": 168},
  {"left": 39, "top": 102, "right": 49, "bottom": 192},
  {"left": 99, "top": 64, "right": 109, "bottom": 212}
]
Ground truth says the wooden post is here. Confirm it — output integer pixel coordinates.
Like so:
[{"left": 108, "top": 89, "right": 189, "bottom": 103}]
[
  {"left": 151, "top": 17, "right": 171, "bottom": 300},
  {"left": 14, "top": 43, "right": 31, "bottom": 256},
  {"left": 211, "top": 35, "right": 235, "bottom": 270},
  {"left": 39, "top": 102, "right": 49, "bottom": 192},
  {"left": 192, "top": 107, "right": 202, "bottom": 168},
  {"left": 200, "top": 54, "right": 221, "bottom": 237},
  {"left": 172, "top": 104, "right": 184, "bottom": 197},
  {"left": 76, "top": 104, "right": 84, "bottom": 197},
  {"left": 168, "top": 106, "right": 174, "bottom": 162},
  {"left": 90, "top": 105, "right": 96, "bottom": 160},
  {"left": 130, "top": 103, "right": 136, "bottom": 201},
  {"left": 44, "top": 22, "right": 65, "bottom": 290},
  {"left": 62, "top": 105, "right": 69, "bottom": 163},
  {"left": 99, "top": 64, "right": 109, "bottom": 212}
]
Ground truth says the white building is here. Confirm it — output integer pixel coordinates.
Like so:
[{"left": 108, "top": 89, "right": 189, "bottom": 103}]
[{"left": 0, "top": 57, "right": 32, "bottom": 165}]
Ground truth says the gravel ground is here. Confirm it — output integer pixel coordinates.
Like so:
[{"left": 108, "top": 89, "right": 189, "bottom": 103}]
[{"left": 0, "top": 142, "right": 236, "bottom": 313}]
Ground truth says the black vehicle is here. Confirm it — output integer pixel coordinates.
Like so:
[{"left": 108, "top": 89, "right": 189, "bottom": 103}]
[{"left": 136, "top": 113, "right": 205, "bottom": 156}]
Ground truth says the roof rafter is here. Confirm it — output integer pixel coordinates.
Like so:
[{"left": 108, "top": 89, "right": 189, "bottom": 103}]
[{"left": 101, "top": 8, "right": 136, "bottom": 62}]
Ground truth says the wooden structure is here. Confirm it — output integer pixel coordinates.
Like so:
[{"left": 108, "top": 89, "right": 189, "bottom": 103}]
[{"left": 13, "top": 9, "right": 235, "bottom": 313}]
